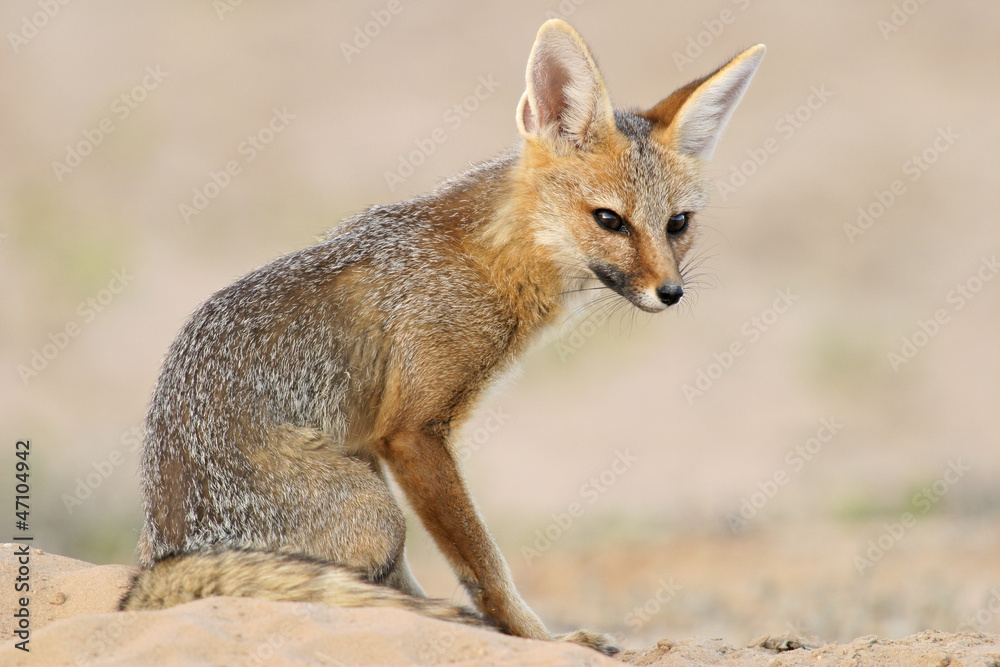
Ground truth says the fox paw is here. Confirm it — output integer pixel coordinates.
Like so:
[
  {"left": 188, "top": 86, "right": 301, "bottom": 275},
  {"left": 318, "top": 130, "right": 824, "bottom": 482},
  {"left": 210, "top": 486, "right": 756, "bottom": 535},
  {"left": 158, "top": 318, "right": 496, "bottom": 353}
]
[{"left": 555, "top": 629, "right": 621, "bottom": 656}]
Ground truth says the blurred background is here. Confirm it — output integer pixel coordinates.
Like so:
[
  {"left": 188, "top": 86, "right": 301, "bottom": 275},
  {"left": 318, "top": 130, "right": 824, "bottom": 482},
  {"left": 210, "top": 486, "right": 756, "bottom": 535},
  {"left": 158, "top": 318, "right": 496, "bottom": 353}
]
[{"left": 2, "top": 0, "right": 998, "bottom": 649}]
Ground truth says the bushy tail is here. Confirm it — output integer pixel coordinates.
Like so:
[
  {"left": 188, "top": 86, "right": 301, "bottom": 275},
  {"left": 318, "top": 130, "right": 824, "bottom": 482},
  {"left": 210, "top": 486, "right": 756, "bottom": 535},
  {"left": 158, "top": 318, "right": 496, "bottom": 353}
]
[{"left": 119, "top": 548, "right": 488, "bottom": 628}]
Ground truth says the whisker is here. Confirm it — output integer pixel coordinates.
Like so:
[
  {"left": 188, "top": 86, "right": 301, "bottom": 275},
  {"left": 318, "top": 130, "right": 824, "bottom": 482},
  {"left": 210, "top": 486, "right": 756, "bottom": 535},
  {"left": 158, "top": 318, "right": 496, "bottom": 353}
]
[
  {"left": 561, "top": 291, "right": 617, "bottom": 329},
  {"left": 679, "top": 243, "right": 720, "bottom": 306},
  {"left": 558, "top": 285, "right": 608, "bottom": 297},
  {"left": 569, "top": 290, "right": 621, "bottom": 335}
]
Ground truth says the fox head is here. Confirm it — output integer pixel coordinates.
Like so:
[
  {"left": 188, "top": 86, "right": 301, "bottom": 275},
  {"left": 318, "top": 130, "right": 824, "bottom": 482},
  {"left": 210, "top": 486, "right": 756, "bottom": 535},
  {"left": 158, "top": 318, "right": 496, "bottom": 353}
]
[{"left": 514, "top": 20, "right": 764, "bottom": 313}]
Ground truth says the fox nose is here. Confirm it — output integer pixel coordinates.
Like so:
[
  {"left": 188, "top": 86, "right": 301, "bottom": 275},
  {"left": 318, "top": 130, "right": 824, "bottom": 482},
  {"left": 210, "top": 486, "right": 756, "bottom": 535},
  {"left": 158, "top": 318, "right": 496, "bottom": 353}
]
[{"left": 656, "top": 283, "right": 683, "bottom": 306}]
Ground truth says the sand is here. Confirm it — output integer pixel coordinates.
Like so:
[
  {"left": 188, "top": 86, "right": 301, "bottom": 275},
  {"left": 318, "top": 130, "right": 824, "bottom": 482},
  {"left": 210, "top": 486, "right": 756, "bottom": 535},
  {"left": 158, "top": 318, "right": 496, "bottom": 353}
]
[{"left": 3, "top": 545, "right": 998, "bottom": 667}]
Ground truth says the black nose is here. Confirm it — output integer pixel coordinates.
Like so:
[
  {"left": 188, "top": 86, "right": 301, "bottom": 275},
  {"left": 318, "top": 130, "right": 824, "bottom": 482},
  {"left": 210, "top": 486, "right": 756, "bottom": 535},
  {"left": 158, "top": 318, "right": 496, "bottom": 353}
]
[{"left": 656, "top": 283, "right": 683, "bottom": 306}]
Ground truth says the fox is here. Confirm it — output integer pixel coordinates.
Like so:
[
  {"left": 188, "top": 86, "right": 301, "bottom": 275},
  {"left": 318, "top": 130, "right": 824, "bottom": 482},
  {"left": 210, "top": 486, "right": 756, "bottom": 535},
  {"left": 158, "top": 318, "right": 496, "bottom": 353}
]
[{"left": 125, "top": 19, "right": 764, "bottom": 656}]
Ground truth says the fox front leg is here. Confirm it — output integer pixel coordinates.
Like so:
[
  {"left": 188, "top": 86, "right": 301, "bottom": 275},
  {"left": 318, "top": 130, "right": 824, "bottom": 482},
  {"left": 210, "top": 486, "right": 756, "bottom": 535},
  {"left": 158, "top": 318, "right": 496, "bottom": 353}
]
[
  {"left": 375, "top": 429, "right": 619, "bottom": 655},
  {"left": 376, "top": 429, "right": 549, "bottom": 639}
]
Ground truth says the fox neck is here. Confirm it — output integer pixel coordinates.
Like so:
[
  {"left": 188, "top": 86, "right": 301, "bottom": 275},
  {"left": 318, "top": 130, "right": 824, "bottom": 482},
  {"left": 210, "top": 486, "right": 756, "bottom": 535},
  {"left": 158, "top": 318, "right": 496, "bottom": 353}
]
[{"left": 423, "top": 150, "right": 569, "bottom": 337}]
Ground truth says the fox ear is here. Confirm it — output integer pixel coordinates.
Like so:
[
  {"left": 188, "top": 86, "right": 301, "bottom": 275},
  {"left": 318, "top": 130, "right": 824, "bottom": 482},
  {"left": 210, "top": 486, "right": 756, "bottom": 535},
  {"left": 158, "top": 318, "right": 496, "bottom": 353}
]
[
  {"left": 517, "top": 19, "right": 615, "bottom": 151},
  {"left": 644, "top": 44, "right": 765, "bottom": 161}
]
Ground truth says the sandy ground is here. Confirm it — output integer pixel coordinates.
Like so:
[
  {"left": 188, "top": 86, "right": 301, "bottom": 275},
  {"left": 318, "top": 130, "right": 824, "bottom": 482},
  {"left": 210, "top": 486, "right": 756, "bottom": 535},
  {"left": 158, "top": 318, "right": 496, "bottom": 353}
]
[{"left": 4, "top": 544, "right": 1000, "bottom": 666}]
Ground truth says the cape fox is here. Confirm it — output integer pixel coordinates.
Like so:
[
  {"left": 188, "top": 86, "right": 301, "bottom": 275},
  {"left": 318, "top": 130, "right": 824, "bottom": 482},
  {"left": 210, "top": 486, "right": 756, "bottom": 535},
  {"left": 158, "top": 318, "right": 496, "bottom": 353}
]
[{"left": 127, "top": 19, "right": 764, "bottom": 655}]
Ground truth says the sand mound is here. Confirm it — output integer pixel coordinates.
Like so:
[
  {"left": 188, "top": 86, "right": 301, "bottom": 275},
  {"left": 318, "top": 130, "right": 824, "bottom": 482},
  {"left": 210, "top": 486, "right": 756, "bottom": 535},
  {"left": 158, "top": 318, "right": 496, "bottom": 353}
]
[{"left": 3, "top": 545, "right": 998, "bottom": 666}]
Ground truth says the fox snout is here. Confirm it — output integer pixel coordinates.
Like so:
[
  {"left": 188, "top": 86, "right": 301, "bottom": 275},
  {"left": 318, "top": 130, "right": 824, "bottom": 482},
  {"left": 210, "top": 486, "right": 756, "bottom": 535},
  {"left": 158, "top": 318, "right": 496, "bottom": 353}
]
[{"left": 589, "top": 263, "right": 684, "bottom": 312}]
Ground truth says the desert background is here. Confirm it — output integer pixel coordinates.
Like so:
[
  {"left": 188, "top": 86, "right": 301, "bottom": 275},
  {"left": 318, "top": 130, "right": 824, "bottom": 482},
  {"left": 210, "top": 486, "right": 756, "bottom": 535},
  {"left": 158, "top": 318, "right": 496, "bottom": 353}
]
[{"left": 2, "top": 0, "right": 999, "bottom": 657}]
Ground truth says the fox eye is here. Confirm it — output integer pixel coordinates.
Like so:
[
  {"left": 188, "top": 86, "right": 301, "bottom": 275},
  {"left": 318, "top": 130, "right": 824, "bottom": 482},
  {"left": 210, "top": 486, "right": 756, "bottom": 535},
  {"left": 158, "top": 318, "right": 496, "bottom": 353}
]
[
  {"left": 667, "top": 212, "right": 690, "bottom": 235},
  {"left": 593, "top": 209, "right": 627, "bottom": 233}
]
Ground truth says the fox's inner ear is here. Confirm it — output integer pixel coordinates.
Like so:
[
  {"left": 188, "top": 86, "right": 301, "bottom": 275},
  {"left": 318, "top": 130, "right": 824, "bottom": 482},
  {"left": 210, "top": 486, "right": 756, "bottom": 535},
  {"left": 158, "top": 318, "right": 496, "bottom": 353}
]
[
  {"left": 644, "top": 44, "right": 765, "bottom": 161},
  {"left": 517, "top": 19, "right": 615, "bottom": 151}
]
